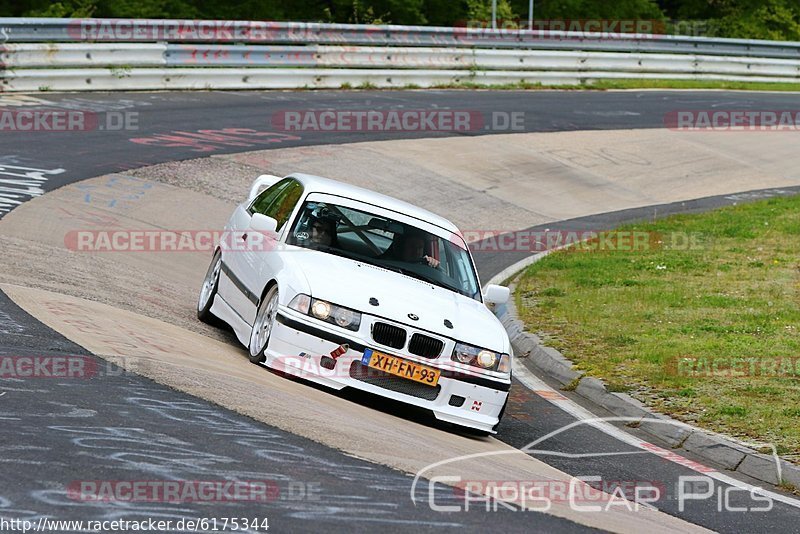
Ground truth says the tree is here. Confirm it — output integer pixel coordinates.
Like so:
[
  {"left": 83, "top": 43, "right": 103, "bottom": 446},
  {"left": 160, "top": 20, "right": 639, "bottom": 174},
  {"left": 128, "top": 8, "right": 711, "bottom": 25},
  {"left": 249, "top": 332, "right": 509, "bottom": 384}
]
[
  {"left": 658, "top": 0, "right": 800, "bottom": 40},
  {"left": 20, "top": 0, "right": 97, "bottom": 17},
  {"left": 8, "top": 0, "right": 800, "bottom": 41},
  {"left": 509, "top": 0, "right": 664, "bottom": 20},
  {"left": 423, "top": 0, "right": 469, "bottom": 26},
  {"left": 708, "top": 0, "right": 800, "bottom": 40},
  {"left": 467, "top": 0, "right": 519, "bottom": 27}
]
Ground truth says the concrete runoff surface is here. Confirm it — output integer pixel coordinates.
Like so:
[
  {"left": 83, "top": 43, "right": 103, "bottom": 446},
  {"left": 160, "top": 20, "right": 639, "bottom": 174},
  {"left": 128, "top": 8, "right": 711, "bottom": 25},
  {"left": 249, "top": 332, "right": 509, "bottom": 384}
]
[
  {"left": 2, "top": 128, "right": 799, "bottom": 335},
  {"left": 132, "top": 128, "right": 800, "bottom": 236},
  {"left": 2, "top": 125, "right": 800, "bottom": 531}
]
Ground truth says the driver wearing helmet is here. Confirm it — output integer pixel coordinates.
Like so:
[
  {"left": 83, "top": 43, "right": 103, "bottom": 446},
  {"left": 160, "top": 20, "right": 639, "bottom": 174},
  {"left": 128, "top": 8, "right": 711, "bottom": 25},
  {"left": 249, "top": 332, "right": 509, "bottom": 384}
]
[{"left": 308, "top": 215, "right": 336, "bottom": 248}]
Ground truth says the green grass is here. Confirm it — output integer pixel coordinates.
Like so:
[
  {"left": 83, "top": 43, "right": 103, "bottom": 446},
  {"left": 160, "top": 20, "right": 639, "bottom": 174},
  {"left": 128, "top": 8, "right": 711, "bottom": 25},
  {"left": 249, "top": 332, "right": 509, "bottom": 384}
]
[
  {"left": 428, "top": 78, "right": 800, "bottom": 92},
  {"left": 516, "top": 195, "right": 800, "bottom": 459},
  {"left": 581, "top": 79, "right": 800, "bottom": 92},
  {"left": 121, "top": 78, "right": 800, "bottom": 94},
  {"left": 329, "top": 79, "right": 800, "bottom": 93}
]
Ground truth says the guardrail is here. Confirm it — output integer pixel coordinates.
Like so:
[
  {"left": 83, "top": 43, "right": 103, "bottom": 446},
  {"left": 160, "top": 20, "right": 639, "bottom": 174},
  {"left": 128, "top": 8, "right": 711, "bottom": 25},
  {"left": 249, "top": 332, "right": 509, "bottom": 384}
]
[{"left": 1, "top": 18, "right": 799, "bottom": 92}]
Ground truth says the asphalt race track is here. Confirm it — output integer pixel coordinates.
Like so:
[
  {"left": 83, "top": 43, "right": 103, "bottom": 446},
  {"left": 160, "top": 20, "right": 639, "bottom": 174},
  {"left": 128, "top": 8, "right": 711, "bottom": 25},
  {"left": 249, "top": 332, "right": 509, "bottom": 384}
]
[{"left": 2, "top": 89, "right": 800, "bottom": 533}]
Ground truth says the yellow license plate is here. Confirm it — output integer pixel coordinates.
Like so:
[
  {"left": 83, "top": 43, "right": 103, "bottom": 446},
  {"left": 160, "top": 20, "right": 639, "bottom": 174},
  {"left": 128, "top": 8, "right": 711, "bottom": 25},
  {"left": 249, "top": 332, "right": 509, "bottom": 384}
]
[{"left": 365, "top": 349, "right": 440, "bottom": 387}]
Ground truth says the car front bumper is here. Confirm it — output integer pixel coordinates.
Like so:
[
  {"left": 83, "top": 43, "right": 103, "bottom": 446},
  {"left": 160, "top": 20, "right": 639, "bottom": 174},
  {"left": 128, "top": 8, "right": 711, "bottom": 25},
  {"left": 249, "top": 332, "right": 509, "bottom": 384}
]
[{"left": 265, "top": 308, "right": 510, "bottom": 433}]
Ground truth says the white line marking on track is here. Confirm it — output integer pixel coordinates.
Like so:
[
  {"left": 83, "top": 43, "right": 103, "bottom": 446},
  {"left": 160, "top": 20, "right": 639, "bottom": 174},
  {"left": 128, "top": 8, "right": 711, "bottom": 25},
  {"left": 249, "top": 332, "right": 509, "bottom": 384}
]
[{"left": 513, "top": 361, "right": 800, "bottom": 510}]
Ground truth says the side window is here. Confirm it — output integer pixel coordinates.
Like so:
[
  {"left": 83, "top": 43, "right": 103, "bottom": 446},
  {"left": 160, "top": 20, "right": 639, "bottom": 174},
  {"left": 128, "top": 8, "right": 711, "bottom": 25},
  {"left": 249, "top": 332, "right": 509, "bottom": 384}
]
[
  {"left": 269, "top": 181, "right": 304, "bottom": 231},
  {"left": 249, "top": 178, "right": 291, "bottom": 215}
]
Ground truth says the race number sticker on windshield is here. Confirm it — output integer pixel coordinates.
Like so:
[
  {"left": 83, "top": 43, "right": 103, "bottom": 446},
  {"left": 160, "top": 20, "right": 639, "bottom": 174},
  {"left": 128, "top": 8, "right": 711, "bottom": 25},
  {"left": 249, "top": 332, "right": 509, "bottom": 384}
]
[{"left": 362, "top": 349, "right": 440, "bottom": 387}]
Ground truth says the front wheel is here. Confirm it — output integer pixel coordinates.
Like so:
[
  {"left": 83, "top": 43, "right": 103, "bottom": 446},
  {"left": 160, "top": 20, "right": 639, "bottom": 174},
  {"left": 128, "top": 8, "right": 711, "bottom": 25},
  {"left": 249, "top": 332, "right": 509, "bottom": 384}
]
[
  {"left": 197, "top": 249, "right": 222, "bottom": 324},
  {"left": 249, "top": 285, "right": 279, "bottom": 364},
  {"left": 491, "top": 397, "right": 509, "bottom": 434}
]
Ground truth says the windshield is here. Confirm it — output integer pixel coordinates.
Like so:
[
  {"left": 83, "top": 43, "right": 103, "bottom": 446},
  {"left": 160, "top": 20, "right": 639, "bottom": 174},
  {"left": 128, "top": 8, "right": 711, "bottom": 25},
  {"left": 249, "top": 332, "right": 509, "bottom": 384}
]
[{"left": 287, "top": 201, "right": 481, "bottom": 300}]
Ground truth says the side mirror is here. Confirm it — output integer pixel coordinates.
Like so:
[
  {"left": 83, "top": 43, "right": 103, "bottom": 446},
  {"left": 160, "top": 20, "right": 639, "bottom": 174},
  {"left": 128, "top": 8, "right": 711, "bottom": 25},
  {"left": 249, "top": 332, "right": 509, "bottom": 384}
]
[
  {"left": 249, "top": 213, "right": 278, "bottom": 234},
  {"left": 483, "top": 284, "right": 510, "bottom": 305}
]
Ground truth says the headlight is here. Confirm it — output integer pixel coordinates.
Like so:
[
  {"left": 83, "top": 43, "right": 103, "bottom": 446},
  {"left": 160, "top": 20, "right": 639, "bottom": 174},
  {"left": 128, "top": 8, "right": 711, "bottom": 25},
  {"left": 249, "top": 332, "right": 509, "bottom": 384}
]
[
  {"left": 452, "top": 342, "right": 509, "bottom": 373},
  {"left": 333, "top": 307, "right": 358, "bottom": 328},
  {"left": 476, "top": 350, "right": 497, "bottom": 369},
  {"left": 311, "top": 300, "right": 331, "bottom": 320},
  {"left": 289, "top": 294, "right": 361, "bottom": 331}
]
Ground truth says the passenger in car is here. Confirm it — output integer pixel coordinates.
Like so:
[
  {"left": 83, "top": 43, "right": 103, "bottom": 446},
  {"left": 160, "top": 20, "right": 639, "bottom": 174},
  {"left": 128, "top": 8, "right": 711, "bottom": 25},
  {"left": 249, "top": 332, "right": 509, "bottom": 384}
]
[{"left": 396, "top": 233, "right": 440, "bottom": 269}]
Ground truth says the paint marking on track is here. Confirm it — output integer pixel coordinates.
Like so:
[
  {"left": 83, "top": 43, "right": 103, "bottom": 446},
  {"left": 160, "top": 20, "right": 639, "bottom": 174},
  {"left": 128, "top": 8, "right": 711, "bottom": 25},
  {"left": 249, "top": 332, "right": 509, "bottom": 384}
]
[
  {"left": 534, "top": 389, "right": 568, "bottom": 401},
  {"left": 512, "top": 361, "right": 800, "bottom": 510},
  {"left": 0, "top": 164, "right": 65, "bottom": 215}
]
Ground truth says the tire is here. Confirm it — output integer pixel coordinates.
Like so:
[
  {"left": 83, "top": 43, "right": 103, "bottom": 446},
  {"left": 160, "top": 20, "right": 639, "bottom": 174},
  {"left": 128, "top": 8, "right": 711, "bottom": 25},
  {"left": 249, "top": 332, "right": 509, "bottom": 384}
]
[
  {"left": 491, "top": 397, "right": 509, "bottom": 434},
  {"left": 197, "top": 249, "right": 222, "bottom": 324},
  {"left": 249, "top": 285, "right": 279, "bottom": 364}
]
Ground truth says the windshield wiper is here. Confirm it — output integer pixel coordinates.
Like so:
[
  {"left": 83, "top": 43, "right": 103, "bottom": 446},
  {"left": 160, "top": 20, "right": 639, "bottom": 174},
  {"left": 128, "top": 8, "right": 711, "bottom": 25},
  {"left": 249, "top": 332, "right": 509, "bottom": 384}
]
[
  {"left": 325, "top": 252, "right": 405, "bottom": 275},
  {"left": 316, "top": 246, "right": 363, "bottom": 263},
  {"left": 396, "top": 267, "right": 434, "bottom": 284},
  {"left": 394, "top": 268, "right": 466, "bottom": 295}
]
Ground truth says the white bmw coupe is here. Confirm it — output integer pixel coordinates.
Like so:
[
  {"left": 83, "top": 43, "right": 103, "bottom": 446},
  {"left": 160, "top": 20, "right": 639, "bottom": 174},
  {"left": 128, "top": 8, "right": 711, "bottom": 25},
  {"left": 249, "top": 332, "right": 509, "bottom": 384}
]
[{"left": 198, "top": 173, "right": 512, "bottom": 433}]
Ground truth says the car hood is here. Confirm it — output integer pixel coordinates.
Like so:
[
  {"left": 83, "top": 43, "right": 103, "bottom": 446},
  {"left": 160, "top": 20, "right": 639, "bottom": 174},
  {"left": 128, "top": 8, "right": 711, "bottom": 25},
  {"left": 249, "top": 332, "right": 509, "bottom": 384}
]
[{"left": 286, "top": 250, "right": 508, "bottom": 353}]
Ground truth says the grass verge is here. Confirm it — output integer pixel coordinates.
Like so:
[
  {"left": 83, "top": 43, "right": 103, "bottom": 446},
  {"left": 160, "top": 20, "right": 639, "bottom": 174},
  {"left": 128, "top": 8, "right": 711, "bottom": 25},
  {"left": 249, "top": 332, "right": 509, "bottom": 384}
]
[
  {"left": 515, "top": 195, "right": 800, "bottom": 460},
  {"left": 417, "top": 79, "right": 800, "bottom": 92}
]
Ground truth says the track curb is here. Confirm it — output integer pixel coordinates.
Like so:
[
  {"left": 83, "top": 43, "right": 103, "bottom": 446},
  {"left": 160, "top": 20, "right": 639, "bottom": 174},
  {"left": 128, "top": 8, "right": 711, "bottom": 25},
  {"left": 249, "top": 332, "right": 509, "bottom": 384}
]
[{"left": 488, "top": 253, "right": 800, "bottom": 491}]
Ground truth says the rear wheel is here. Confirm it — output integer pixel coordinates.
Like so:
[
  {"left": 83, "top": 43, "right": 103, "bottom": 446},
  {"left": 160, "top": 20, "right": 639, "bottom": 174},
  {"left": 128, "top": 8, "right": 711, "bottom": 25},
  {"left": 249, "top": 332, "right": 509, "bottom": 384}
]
[
  {"left": 249, "top": 285, "right": 279, "bottom": 364},
  {"left": 197, "top": 249, "right": 222, "bottom": 324},
  {"left": 464, "top": 428, "right": 491, "bottom": 438}
]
